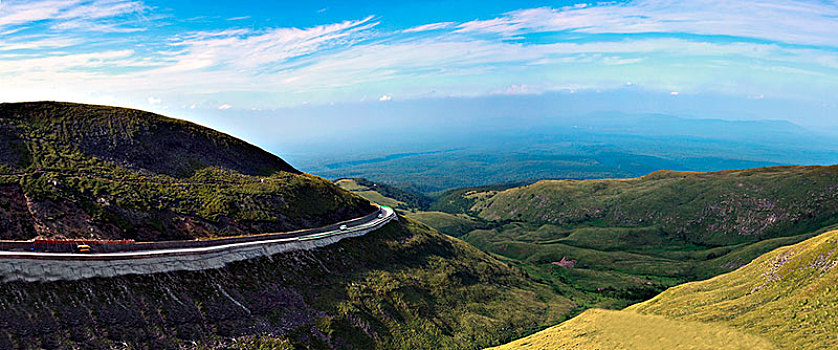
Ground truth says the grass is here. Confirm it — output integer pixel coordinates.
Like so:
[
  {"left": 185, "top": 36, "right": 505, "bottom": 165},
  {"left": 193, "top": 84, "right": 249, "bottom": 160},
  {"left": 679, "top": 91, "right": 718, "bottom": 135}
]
[
  {"left": 629, "top": 229, "right": 838, "bottom": 349},
  {"left": 405, "top": 211, "right": 487, "bottom": 237},
  {"left": 497, "top": 228, "right": 838, "bottom": 349},
  {"left": 487, "top": 308, "right": 776, "bottom": 350},
  {"left": 335, "top": 165, "right": 838, "bottom": 332},
  {"left": 335, "top": 178, "right": 433, "bottom": 211},
  {"left": 455, "top": 166, "right": 838, "bottom": 246},
  {"left": 297, "top": 218, "right": 576, "bottom": 349}
]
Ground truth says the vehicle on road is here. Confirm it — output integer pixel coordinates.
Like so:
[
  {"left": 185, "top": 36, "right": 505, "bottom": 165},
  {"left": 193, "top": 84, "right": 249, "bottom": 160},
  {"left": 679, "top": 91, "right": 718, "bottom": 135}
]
[{"left": 340, "top": 224, "right": 348, "bottom": 230}]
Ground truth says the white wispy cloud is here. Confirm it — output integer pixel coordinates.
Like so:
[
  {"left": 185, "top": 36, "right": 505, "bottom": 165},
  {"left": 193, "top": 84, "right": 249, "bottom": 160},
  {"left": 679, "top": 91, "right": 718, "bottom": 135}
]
[
  {"left": 0, "top": 36, "right": 82, "bottom": 51},
  {"left": 456, "top": 1, "right": 838, "bottom": 47},
  {"left": 0, "top": 0, "right": 835, "bottom": 111},
  {"left": 402, "top": 22, "right": 455, "bottom": 33},
  {"left": 54, "top": 0, "right": 146, "bottom": 21},
  {"left": 0, "top": 0, "right": 149, "bottom": 32},
  {"left": 163, "top": 16, "right": 378, "bottom": 71},
  {"left": 0, "top": 49, "right": 136, "bottom": 74},
  {"left": 0, "top": 0, "right": 75, "bottom": 27}
]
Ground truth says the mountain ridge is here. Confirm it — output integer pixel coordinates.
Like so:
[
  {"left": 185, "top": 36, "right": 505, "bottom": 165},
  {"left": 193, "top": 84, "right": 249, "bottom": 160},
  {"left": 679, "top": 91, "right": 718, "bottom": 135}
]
[
  {"left": 0, "top": 101, "right": 297, "bottom": 177},
  {"left": 451, "top": 164, "right": 838, "bottom": 246},
  {"left": 0, "top": 101, "right": 372, "bottom": 241}
]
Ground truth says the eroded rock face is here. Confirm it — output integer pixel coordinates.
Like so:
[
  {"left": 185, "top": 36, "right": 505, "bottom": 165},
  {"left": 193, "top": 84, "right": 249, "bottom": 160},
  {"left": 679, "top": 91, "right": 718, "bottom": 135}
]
[
  {"left": 0, "top": 177, "right": 373, "bottom": 241},
  {"left": 0, "top": 184, "right": 213, "bottom": 241},
  {"left": 0, "top": 245, "right": 349, "bottom": 348},
  {"left": 0, "top": 185, "right": 35, "bottom": 240},
  {"left": 24, "top": 195, "right": 123, "bottom": 240},
  {"left": 0, "top": 276, "right": 323, "bottom": 349}
]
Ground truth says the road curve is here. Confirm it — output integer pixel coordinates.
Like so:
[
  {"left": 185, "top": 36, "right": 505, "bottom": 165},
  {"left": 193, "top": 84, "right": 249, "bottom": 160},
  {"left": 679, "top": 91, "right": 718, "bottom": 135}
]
[{"left": 0, "top": 205, "right": 396, "bottom": 282}]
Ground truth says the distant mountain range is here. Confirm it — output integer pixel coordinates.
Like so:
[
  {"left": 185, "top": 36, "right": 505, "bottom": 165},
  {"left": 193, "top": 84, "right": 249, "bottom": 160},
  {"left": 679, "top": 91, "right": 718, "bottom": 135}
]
[{"left": 303, "top": 113, "right": 838, "bottom": 193}]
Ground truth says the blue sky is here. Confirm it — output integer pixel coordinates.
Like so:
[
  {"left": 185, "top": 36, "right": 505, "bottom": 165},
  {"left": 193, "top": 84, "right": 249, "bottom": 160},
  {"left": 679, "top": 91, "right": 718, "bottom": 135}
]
[{"left": 0, "top": 0, "right": 836, "bottom": 138}]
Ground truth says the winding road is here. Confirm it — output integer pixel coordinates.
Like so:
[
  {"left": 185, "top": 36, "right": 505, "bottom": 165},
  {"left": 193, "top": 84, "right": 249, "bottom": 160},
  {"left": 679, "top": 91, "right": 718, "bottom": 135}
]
[{"left": 0, "top": 205, "right": 396, "bottom": 282}]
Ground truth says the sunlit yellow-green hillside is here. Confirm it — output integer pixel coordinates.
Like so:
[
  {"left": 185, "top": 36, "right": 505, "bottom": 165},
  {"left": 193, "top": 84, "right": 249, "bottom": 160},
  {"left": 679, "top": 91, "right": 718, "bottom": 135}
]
[
  {"left": 488, "top": 308, "right": 775, "bottom": 350},
  {"left": 630, "top": 228, "right": 838, "bottom": 349},
  {"left": 491, "top": 229, "right": 838, "bottom": 350}
]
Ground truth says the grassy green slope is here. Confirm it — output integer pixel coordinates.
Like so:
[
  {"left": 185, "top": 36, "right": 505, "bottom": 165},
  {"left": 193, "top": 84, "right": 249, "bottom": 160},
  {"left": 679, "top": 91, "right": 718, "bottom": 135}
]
[
  {"left": 629, "top": 229, "right": 838, "bottom": 349},
  {"left": 494, "top": 228, "right": 838, "bottom": 350},
  {"left": 335, "top": 178, "right": 489, "bottom": 237},
  {"left": 428, "top": 166, "right": 838, "bottom": 320},
  {"left": 407, "top": 211, "right": 486, "bottom": 237},
  {"left": 0, "top": 101, "right": 296, "bottom": 176},
  {"left": 336, "top": 178, "right": 408, "bottom": 209},
  {"left": 335, "top": 177, "right": 433, "bottom": 211},
  {"left": 487, "top": 308, "right": 776, "bottom": 350},
  {"left": 462, "top": 166, "right": 838, "bottom": 246},
  {"left": 0, "top": 102, "right": 373, "bottom": 241},
  {"left": 339, "top": 166, "right": 838, "bottom": 316}
]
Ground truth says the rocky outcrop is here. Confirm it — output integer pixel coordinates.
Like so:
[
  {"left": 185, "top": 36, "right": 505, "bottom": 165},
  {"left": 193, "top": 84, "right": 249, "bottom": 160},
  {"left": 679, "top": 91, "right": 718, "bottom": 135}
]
[{"left": 0, "top": 185, "right": 35, "bottom": 240}]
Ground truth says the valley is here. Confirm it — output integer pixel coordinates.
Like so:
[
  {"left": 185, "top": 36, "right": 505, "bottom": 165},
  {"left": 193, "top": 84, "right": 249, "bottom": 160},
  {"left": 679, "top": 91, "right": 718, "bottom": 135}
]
[
  {"left": 336, "top": 166, "right": 838, "bottom": 347},
  {"left": 310, "top": 113, "right": 838, "bottom": 193},
  {"left": 493, "top": 227, "right": 838, "bottom": 349}
]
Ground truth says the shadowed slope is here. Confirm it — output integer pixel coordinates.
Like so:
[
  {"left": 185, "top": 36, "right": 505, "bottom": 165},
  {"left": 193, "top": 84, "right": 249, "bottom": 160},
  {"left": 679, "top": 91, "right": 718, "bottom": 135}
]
[
  {"left": 0, "top": 218, "right": 574, "bottom": 349},
  {"left": 0, "top": 102, "right": 373, "bottom": 241},
  {"left": 0, "top": 101, "right": 296, "bottom": 177}
]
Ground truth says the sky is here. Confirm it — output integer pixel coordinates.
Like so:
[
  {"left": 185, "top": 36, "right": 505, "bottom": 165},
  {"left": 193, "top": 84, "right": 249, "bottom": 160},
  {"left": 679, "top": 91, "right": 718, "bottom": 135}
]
[{"left": 0, "top": 0, "right": 836, "bottom": 150}]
